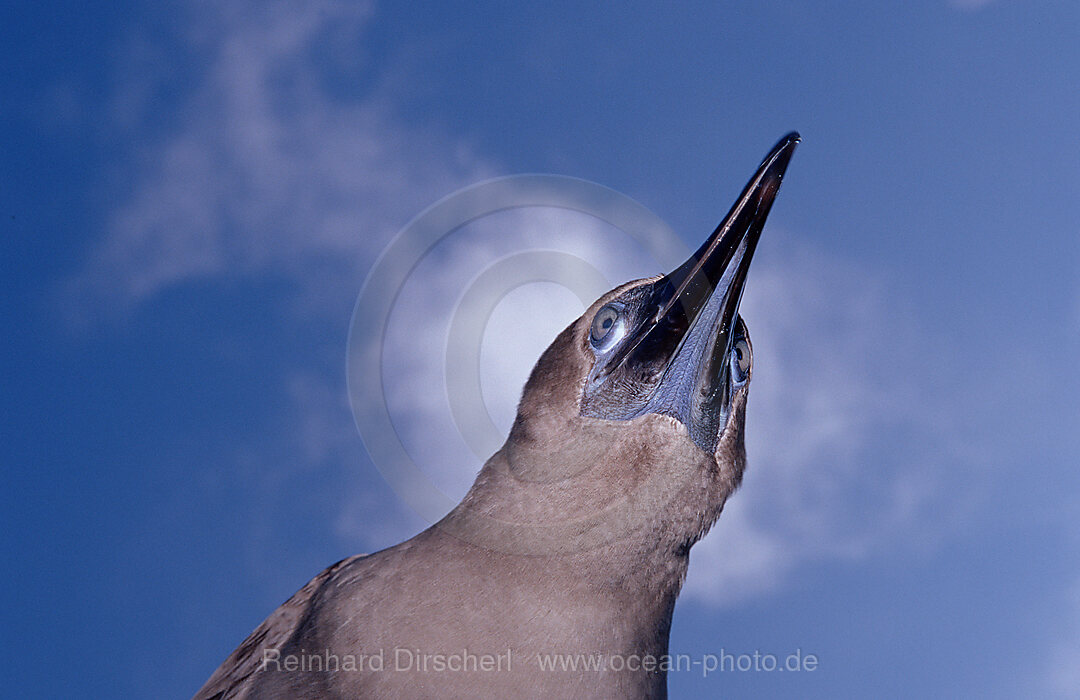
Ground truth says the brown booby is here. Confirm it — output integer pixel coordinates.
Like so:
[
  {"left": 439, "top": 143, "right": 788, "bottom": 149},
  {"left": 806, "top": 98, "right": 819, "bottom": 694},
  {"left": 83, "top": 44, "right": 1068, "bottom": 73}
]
[{"left": 194, "top": 133, "right": 800, "bottom": 699}]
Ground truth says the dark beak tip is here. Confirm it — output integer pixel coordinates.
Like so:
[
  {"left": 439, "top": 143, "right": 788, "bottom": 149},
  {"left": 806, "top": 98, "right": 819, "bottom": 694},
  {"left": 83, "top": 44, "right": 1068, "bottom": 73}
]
[
  {"left": 756, "top": 131, "right": 801, "bottom": 201},
  {"left": 778, "top": 131, "right": 801, "bottom": 150},
  {"left": 764, "top": 132, "right": 800, "bottom": 173}
]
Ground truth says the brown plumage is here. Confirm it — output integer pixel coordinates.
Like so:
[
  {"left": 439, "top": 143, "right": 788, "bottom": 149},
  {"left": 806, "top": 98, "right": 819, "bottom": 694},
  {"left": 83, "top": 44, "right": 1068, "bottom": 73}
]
[{"left": 193, "top": 133, "right": 798, "bottom": 699}]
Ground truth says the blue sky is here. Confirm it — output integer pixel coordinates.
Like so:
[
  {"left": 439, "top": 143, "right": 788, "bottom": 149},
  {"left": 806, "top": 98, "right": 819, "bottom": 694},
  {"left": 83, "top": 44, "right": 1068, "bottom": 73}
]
[{"left": 3, "top": 1, "right": 1078, "bottom": 697}]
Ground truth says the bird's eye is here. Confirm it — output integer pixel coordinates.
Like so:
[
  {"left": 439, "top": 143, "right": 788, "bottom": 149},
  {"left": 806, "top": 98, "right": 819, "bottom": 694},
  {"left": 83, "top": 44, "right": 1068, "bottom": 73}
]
[
  {"left": 730, "top": 338, "right": 751, "bottom": 383},
  {"left": 590, "top": 304, "right": 622, "bottom": 347}
]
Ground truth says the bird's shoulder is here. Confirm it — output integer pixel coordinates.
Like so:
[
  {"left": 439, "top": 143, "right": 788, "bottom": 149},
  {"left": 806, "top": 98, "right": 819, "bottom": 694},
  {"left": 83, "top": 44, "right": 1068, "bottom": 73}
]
[{"left": 190, "top": 553, "right": 368, "bottom": 700}]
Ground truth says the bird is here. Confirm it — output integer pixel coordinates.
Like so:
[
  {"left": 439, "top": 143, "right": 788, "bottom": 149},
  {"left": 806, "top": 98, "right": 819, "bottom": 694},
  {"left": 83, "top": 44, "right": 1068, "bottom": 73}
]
[{"left": 193, "top": 132, "right": 800, "bottom": 700}]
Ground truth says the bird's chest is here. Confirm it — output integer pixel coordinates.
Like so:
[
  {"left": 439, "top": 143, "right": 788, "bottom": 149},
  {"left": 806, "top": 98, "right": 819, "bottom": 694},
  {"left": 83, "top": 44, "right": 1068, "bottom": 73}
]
[{"left": 278, "top": 568, "right": 674, "bottom": 698}]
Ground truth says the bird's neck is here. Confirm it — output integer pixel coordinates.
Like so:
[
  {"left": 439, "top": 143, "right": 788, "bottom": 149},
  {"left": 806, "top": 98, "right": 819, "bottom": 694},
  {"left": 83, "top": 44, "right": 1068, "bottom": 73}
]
[
  {"left": 431, "top": 503, "right": 687, "bottom": 662},
  {"left": 436, "top": 443, "right": 695, "bottom": 602}
]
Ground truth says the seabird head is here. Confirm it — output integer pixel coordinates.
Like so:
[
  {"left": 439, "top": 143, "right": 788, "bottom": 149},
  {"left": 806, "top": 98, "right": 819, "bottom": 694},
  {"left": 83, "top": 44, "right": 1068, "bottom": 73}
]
[
  {"left": 457, "top": 134, "right": 798, "bottom": 558},
  {"left": 580, "top": 132, "right": 799, "bottom": 454}
]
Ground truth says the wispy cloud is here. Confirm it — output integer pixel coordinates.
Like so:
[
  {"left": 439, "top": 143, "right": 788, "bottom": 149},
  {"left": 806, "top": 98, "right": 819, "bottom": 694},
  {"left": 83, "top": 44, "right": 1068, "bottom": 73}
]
[
  {"left": 68, "top": 0, "right": 493, "bottom": 317},
  {"left": 372, "top": 207, "right": 666, "bottom": 497},
  {"left": 66, "top": 0, "right": 496, "bottom": 593}
]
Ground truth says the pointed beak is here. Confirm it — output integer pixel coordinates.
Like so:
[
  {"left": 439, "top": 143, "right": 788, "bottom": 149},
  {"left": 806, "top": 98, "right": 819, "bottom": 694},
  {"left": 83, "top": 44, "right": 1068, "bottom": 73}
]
[{"left": 605, "top": 132, "right": 800, "bottom": 387}]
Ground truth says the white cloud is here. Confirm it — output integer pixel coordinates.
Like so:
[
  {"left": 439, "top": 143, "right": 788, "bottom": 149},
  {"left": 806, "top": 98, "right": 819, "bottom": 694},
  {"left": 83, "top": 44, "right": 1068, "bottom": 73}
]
[
  {"left": 375, "top": 207, "right": 665, "bottom": 498},
  {"left": 66, "top": 0, "right": 495, "bottom": 588},
  {"left": 69, "top": 0, "right": 493, "bottom": 317}
]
